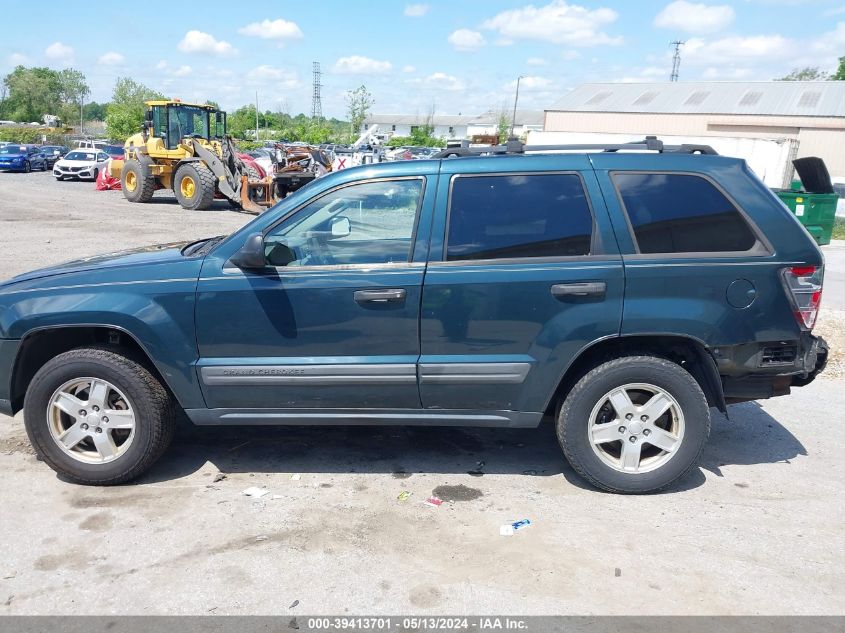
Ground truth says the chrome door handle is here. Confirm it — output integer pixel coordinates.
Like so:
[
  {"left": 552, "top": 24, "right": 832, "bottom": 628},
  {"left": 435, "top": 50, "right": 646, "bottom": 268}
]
[
  {"left": 354, "top": 289, "right": 407, "bottom": 303},
  {"left": 551, "top": 282, "right": 607, "bottom": 298}
]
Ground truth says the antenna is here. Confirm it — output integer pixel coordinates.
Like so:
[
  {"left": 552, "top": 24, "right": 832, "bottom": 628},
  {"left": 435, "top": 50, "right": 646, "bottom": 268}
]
[
  {"left": 670, "top": 40, "right": 685, "bottom": 82},
  {"left": 311, "top": 61, "right": 323, "bottom": 121}
]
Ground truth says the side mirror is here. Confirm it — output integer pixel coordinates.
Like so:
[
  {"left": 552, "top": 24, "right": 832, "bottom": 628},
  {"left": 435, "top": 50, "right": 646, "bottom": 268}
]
[
  {"left": 331, "top": 216, "right": 351, "bottom": 238},
  {"left": 230, "top": 232, "right": 266, "bottom": 269}
]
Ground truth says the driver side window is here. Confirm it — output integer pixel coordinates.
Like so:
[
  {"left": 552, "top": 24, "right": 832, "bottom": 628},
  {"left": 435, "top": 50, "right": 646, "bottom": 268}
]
[{"left": 264, "top": 178, "right": 423, "bottom": 268}]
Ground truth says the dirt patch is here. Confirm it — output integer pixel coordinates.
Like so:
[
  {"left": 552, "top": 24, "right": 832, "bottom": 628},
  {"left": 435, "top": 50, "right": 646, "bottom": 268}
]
[
  {"left": 815, "top": 309, "right": 844, "bottom": 379},
  {"left": 79, "top": 512, "right": 114, "bottom": 532},
  {"left": 432, "top": 484, "right": 483, "bottom": 502},
  {"left": 0, "top": 427, "right": 34, "bottom": 457}
]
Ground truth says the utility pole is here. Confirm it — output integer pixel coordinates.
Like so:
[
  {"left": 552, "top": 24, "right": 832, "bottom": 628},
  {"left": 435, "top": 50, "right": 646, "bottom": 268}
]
[
  {"left": 312, "top": 61, "right": 323, "bottom": 121},
  {"left": 510, "top": 75, "right": 524, "bottom": 138},
  {"left": 670, "top": 40, "right": 684, "bottom": 82}
]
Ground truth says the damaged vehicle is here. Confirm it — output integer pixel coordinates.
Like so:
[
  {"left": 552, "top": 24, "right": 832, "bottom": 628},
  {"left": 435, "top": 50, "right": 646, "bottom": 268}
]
[{"left": 0, "top": 138, "right": 828, "bottom": 493}]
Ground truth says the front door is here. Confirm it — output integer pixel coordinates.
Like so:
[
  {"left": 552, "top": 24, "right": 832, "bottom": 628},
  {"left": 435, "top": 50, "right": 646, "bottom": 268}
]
[
  {"left": 195, "top": 176, "right": 433, "bottom": 411},
  {"left": 419, "top": 156, "right": 625, "bottom": 421}
]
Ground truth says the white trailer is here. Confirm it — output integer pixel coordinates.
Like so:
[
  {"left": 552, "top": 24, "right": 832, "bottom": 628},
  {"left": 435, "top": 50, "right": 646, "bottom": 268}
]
[{"left": 526, "top": 131, "right": 799, "bottom": 189}]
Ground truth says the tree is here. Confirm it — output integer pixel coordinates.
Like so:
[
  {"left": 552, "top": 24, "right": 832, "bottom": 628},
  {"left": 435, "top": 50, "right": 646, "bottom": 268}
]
[
  {"left": 83, "top": 101, "right": 108, "bottom": 121},
  {"left": 345, "top": 85, "right": 373, "bottom": 141},
  {"left": 105, "top": 77, "right": 164, "bottom": 141},
  {"left": 778, "top": 67, "right": 829, "bottom": 81},
  {"left": 1, "top": 66, "right": 62, "bottom": 122},
  {"left": 832, "top": 57, "right": 845, "bottom": 81},
  {"left": 58, "top": 69, "right": 89, "bottom": 125},
  {"left": 497, "top": 111, "right": 510, "bottom": 143}
]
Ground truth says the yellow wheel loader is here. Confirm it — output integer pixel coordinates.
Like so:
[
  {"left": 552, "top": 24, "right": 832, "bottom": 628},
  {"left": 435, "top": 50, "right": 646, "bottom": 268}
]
[{"left": 118, "top": 100, "right": 265, "bottom": 214}]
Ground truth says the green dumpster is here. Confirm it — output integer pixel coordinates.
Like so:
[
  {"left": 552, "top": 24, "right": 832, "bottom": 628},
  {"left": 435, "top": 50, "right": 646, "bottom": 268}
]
[{"left": 776, "top": 182, "right": 838, "bottom": 246}]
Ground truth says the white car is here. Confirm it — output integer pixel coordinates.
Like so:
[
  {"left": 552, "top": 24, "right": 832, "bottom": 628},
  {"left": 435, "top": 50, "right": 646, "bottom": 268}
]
[{"left": 53, "top": 149, "right": 110, "bottom": 181}]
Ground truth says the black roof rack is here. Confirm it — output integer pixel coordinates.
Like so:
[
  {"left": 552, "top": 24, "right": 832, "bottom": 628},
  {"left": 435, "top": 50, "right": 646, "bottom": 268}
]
[{"left": 432, "top": 136, "right": 718, "bottom": 159}]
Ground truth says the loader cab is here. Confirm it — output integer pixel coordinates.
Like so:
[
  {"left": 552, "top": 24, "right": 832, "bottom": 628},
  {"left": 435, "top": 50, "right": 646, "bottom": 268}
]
[{"left": 146, "top": 102, "right": 221, "bottom": 150}]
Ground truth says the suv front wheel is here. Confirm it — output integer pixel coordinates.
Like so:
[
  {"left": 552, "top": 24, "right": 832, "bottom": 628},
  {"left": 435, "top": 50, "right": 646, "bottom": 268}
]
[
  {"left": 557, "top": 355, "right": 710, "bottom": 494},
  {"left": 23, "top": 348, "right": 175, "bottom": 485}
]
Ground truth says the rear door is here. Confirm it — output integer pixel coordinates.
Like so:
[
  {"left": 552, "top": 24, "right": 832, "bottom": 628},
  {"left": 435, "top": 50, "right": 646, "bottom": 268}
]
[{"left": 418, "top": 155, "right": 625, "bottom": 421}]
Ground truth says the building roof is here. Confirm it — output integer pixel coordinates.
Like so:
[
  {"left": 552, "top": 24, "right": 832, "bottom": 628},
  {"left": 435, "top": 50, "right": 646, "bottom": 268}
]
[
  {"left": 547, "top": 82, "right": 845, "bottom": 117},
  {"left": 365, "top": 114, "right": 476, "bottom": 126},
  {"left": 365, "top": 110, "right": 545, "bottom": 127}
]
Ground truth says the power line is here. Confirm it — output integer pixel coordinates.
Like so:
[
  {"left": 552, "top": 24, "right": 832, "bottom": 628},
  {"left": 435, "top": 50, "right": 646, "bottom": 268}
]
[
  {"left": 670, "top": 40, "right": 685, "bottom": 82},
  {"left": 312, "top": 61, "right": 323, "bottom": 121}
]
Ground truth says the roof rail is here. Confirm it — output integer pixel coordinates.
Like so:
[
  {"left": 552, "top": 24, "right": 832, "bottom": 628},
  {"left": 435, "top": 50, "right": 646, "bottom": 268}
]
[{"left": 432, "top": 136, "right": 718, "bottom": 159}]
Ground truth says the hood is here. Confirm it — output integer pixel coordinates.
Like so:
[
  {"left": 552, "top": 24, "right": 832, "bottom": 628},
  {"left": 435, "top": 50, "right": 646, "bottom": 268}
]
[{"left": 1, "top": 241, "right": 194, "bottom": 287}]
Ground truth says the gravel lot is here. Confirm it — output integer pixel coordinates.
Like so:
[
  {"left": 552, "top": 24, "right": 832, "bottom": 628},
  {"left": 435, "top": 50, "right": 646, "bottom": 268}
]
[{"left": 0, "top": 170, "right": 843, "bottom": 616}]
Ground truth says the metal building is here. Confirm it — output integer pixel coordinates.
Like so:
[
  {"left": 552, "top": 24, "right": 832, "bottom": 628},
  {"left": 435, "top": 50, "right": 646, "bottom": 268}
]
[{"left": 544, "top": 81, "right": 845, "bottom": 178}]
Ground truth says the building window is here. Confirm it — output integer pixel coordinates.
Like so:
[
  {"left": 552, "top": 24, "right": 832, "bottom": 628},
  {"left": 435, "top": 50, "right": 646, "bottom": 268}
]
[
  {"left": 410, "top": 126, "right": 419, "bottom": 134},
  {"left": 613, "top": 173, "right": 758, "bottom": 254},
  {"left": 392, "top": 125, "right": 396, "bottom": 131},
  {"left": 448, "top": 126, "right": 454, "bottom": 135},
  {"left": 446, "top": 174, "right": 593, "bottom": 261}
]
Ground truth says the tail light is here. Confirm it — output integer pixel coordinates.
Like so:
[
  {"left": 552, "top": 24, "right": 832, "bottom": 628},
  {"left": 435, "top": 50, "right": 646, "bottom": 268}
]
[{"left": 780, "top": 265, "right": 823, "bottom": 330}]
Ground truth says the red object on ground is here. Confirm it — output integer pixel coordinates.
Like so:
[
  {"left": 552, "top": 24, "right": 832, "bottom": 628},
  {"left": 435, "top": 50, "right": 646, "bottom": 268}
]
[
  {"left": 237, "top": 153, "right": 266, "bottom": 179},
  {"left": 95, "top": 161, "right": 122, "bottom": 190}
]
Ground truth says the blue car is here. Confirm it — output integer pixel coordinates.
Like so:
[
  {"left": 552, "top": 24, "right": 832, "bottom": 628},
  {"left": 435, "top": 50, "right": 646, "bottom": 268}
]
[
  {"left": 0, "top": 138, "right": 830, "bottom": 492},
  {"left": 0, "top": 144, "right": 48, "bottom": 172}
]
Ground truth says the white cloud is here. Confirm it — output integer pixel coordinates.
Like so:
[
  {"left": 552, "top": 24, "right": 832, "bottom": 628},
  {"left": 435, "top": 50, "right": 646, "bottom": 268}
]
[
  {"left": 156, "top": 60, "right": 168, "bottom": 70},
  {"left": 415, "top": 72, "right": 465, "bottom": 91},
  {"left": 237, "top": 18, "right": 303, "bottom": 41},
  {"left": 654, "top": 1, "right": 735, "bottom": 34},
  {"left": 332, "top": 55, "right": 392, "bottom": 74},
  {"left": 448, "top": 29, "right": 486, "bottom": 51},
  {"left": 172, "top": 65, "right": 193, "bottom": 77},
  {"left": 8, "top": 53, "right": 28, "bottom": 65},
  {"left": 506, "top": 75, "right": 552, "bottom": 90},
  {"left": 177, "top": 31, "right": 236, "bottom": 56},
  {"left": 481, "top": 1, "right": 621, "bottom": 46},
  {"left": 246, "top": 65, "right": 300, "bottom": 87},
  {"left": 562, "top": 49, "right": 581, "bottom": 60},
  {"left": 683, "top": 35, "right": 793, "bottom": 65},
  {"left": 45, "top": 42, "right": 74, "bottom": 61},
  {"left": 98, "top": 51, "right": 125, "bottom": 66},
  {"left": 402, "top": 65, "right": 416, "bottom": 73},
  {"left": 527, "top": 57, "right": 548, "bottom": 66},
  {"left": 404, "top": 3, "right": 429, "bottom": 16}
]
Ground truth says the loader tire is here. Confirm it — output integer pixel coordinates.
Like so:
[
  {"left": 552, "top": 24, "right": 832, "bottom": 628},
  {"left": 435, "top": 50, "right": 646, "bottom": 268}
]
[
  {"left": 122, "top": 158, "right": 156, "bottom": 203},
  {"left": 174, "top": 162, "right": 215, "bottom": 210}
]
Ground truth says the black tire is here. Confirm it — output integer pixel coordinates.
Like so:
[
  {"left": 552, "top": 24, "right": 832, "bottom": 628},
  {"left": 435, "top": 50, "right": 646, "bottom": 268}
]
[
  {"left": 92, "top": 168, "right": 99, "bottom": 181},
  {"left": 23, "top": 348, "right": 175, "bottom": 485},
  {"left": 55, "top": 176, "right": 64, "bottom": 181},
  {"left": 174, "top": 162, "right": 215, "bottom": 210},
  {"left": 557, "top": 355, "right": 710, "bottom": 494},
  {"left": 40, "top": 161, "right": 47, "bottom": 171},
  {"left": 23, "top": 161, "right": 31, "bottom": 173},
  {"left": 121, "top": 158, "right": 156, "bottom": 203}
]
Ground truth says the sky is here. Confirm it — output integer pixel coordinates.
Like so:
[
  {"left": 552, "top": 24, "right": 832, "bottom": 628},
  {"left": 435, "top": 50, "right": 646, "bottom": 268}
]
[{"left": 2, "top": 0, "right": 844, "bottom": 118}]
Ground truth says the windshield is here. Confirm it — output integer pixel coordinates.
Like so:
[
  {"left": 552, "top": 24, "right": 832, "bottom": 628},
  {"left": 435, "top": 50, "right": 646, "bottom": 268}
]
[
  {"left": 168, "top": 106, "right": 210, "bottom": 143},
  {"left": 64, "top": 151, "right": 96, "bottom": 161},
  {"left": 0, "top": 146, "right": 27, "bottom": 155}
]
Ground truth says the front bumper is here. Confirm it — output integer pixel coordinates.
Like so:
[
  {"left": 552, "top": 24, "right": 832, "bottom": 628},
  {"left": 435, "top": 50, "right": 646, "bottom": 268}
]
[
  {"left": 0, "top": 161, "right": 25, "bottom": 171},
  {"left": 0, "top": 339, "right": 21, "bottom": 417},
  {"left": 53, "top": 166, "right": 95, "bottom": 179}
]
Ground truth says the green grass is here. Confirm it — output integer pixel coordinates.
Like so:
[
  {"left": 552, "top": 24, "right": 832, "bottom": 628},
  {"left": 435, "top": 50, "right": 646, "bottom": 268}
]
[{"left": 834, "top": 217, "right": 845, "bottom": 241}]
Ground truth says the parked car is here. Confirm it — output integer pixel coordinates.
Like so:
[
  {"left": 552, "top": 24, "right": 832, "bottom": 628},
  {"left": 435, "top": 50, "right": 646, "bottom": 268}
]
[
  {"left": 0, "top": 144, "right": 47, "bottom": 172},
  {"left": 40, "top": 145, "right": 69, "bottom": 168},
  {"left": 52, "top": 148, "right": 110, "bottom": 181},
  {"left": 0, "top": 139, "right": 828, "bottom": 491},
  {"left": 103, "top": 145, "right": 125, "bottom": 161}
]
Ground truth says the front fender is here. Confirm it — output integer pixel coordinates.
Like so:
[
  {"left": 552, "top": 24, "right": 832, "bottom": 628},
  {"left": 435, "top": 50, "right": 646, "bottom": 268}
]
[{"left": 0, "top": 263, "right": 204, "bottom": 408}]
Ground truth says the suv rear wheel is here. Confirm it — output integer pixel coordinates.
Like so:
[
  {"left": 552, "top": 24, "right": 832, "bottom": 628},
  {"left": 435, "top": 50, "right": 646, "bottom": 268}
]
[
  {"left": 23, "top": 348, "right": 175, "bottom": 485},
  {"left": 557, "top": 355, "right": 710, "bottom": 494}
]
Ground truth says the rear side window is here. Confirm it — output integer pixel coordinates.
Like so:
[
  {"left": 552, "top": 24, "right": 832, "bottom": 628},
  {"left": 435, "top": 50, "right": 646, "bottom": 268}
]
[
  {"left": 447, "top": 174, "right": 593, "bottom": 261},
  {"left": 613, "top": 173, "right": 758, "bottom": 254}
]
